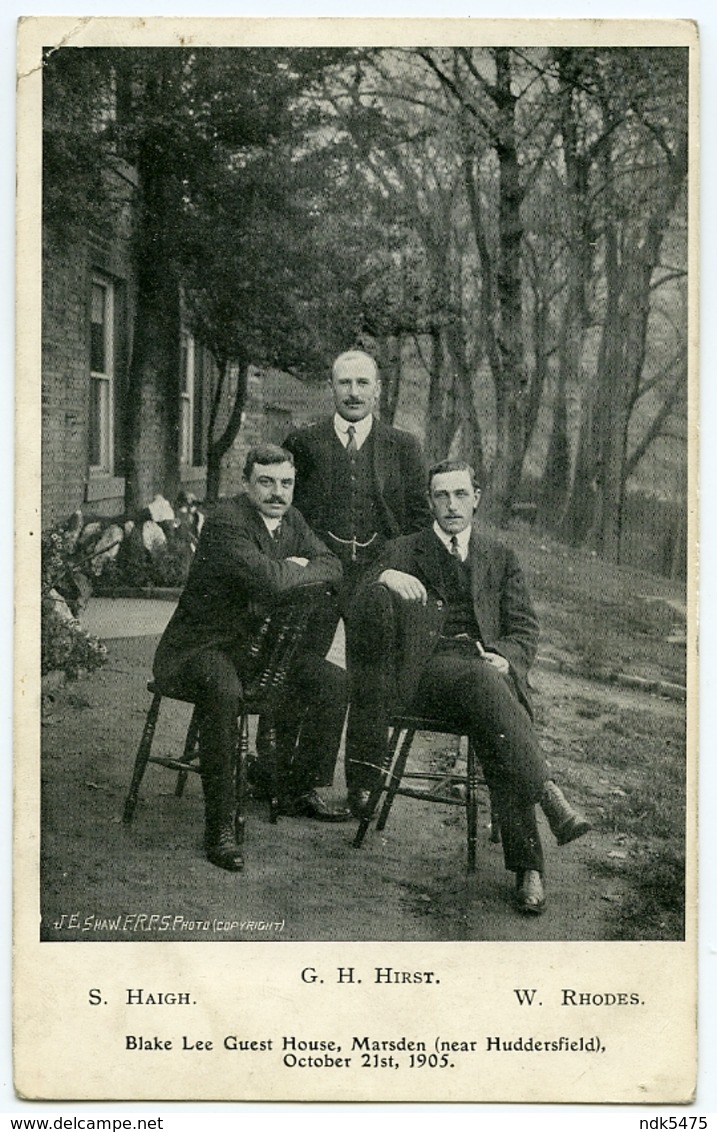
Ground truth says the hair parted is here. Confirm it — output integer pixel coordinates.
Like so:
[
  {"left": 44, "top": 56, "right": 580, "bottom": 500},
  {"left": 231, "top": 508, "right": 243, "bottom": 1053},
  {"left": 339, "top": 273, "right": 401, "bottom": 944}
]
[
  {"left": 428, "top": 459, "right": 480, "bottom": 491},
  {"left": 243, "top": 444, "right": 295, "bottom": 480}
]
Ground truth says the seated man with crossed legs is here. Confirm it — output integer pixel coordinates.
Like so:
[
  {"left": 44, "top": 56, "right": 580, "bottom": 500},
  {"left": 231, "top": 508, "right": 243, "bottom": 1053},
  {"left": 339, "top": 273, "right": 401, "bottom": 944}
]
[{"left": 348, "top": 459, "right": 591, "bottom": 914}]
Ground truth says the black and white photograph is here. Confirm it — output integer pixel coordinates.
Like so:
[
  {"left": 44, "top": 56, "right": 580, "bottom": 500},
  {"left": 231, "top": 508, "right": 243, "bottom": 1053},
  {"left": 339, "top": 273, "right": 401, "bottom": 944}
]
[{"left": 14, "top": 15, "right": 700, "bottom": 1105}]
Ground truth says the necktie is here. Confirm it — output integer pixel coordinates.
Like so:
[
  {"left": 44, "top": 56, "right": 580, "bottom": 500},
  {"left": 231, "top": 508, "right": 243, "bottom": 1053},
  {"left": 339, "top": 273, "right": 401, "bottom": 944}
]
[
  {"left": 450, "top": 534, "right": 462, "bottom": 560},
  {"left": 271, "top": 522, "right": 281, "bottom": 541},
  {"left": 346, "top": 425, "right": 357, "bottom": 453}
]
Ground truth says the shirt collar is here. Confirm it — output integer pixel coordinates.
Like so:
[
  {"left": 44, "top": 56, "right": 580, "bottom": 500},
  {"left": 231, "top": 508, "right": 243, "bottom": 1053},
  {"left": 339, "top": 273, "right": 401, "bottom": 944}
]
[
  {"left": 333, "top": 412, "right": 373, "bottom": 449},
  {"left": 260, "top": 514, "right": 282, "bottom": 533},
  {"left": 433, "top": 521, "right": 471, "bottom": 561}
]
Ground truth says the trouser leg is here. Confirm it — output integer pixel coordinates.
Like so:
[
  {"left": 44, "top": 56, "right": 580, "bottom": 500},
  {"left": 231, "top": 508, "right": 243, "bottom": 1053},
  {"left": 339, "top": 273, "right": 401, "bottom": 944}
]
[
  {"left": 418, "top": 651, "right": 547, "bottom": 874},
  {"left": 257, "top": 588, "right": 344, "bottom": 792},
  {"left": 344, "top": 619, "right": 395, "bottom": 792},
  {"left": 180, "top": 651, "right": 240, "bottom": 782},
  {"left": 482, "top": 769, "right": 544, "bottom": 874},
  {"left": 274, "top": 655, "right": 348, "bottom": 794},
  {"left": 342, "top": 567, "right": 404, "bottom": 792},
  {"left": 168, "top": 650, "right": 243, "bottom": 865},
  {"left": 302, "top": 596, "right": 342, "bottom": 661}
]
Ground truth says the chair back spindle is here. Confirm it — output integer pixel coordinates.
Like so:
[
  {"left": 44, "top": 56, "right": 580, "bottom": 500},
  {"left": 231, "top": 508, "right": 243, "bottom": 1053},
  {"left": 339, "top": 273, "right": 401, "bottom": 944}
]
[{"left": 123, "top": 583, "right": 334, "bottom": 837}]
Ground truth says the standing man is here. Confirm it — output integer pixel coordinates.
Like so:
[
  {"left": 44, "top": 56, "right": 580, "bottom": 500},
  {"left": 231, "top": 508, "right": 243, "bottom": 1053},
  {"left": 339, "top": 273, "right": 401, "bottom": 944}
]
[
  {"left": 284, "top": 349, "right": 430, "bottom": 814},
  {"left": 348, "top": 460, "right": 591, "bottom": 915},
  {"left": 153, "top": 444, "right": 350, "bottom": 874}
]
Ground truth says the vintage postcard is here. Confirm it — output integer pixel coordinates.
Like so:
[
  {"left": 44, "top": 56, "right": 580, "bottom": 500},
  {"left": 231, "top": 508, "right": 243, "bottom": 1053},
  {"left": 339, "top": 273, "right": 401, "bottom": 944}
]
[{"left": 15, "top": 16, "right": 698, "bottom": 1103}]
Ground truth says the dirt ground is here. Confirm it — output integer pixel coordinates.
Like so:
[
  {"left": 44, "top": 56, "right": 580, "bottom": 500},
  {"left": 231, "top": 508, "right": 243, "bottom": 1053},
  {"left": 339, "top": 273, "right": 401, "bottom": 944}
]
[{"left": 39, "top": 632, "right": 685, "bottom": 943}]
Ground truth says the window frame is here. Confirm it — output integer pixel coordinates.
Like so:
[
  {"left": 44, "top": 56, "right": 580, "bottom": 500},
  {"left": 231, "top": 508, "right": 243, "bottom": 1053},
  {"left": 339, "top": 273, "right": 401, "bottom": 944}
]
[
  {"left": 88, "top": 275, "right": 115, "bottom": 477},
  {"left": 179, "top": 329, "right": 196, "bottom": 468}
]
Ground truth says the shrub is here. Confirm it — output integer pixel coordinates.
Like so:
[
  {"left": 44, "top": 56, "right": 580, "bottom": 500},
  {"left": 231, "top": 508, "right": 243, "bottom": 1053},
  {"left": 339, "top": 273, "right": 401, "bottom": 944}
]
[
  {"left": 41, "top": 528, "right": 108, "bottom": 679},
  {"left": 41, "top": 594, "right": 108, "bottom": 678},
  {"left": 93, "top": 525, "right": 193, "bottom": 592}
]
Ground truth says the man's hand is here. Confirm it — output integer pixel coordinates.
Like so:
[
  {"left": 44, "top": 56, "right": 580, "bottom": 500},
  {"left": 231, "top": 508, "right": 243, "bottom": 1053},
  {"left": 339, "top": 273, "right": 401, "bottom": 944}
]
[
  {"left": 286, "top": 556, "right": 309, "bottom": 567},
  {"left": 484, "top": 651, "right": 510, "bottom": 675},
  {"left": 378, "top": 569, "right": 428, "bottom": 604}
]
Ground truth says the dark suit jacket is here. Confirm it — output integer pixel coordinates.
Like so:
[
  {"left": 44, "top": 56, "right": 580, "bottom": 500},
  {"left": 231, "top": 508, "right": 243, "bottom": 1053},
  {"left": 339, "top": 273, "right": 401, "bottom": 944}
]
[
  {"left": 283, "top": 417, "right": 430, "bottom": 542},
  {"left": 153, "top": 493, "right": 342, "bottom": 693},
  {"left": 352, "top": 524, "right": 539, "bottom": 716}
]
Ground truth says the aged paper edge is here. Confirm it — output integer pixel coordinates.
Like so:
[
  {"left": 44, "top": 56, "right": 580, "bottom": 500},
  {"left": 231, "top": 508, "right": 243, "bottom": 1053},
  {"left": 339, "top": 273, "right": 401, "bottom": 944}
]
[{"left": 14, "top": 15, "right": 699, "bottom": 1104}]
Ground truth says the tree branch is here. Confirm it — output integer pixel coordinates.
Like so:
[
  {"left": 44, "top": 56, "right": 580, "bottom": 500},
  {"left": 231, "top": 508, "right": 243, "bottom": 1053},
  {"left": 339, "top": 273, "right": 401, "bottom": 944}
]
[
  {"left": 416, "top": 48, "right": 499, "bottom": 144},
  {"left": 625, "top": 375, "right": 685, "bottom": 480}
]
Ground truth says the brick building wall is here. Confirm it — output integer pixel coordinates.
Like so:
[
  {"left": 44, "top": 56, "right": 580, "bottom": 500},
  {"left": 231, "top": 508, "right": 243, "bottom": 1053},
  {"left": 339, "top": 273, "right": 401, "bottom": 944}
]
[
  {"left": 41, "top": 168, "right": 209, "bottom": 527},
  {"left": 41, "top": 232, "right": 92, "bottom": 526},
  {"left": 42, "top": 164, "right": 333, "bottom": 527},
  {"left": 41, "top": 162, "right": 142, "bottom": 528}
]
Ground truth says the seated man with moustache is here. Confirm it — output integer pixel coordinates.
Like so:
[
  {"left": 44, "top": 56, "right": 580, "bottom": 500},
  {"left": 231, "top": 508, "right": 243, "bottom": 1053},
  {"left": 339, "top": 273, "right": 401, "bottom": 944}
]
[
  {"left": 347, "top": 459, "right": 591, "bottom": 915},
  {"left": 153, "top": 444, "right": 351, "bottom": 873}
]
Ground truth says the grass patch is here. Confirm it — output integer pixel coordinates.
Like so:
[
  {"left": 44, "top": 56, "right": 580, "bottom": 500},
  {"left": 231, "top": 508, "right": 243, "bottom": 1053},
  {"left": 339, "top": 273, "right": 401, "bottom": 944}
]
[
  {"left": 588, "top": 706, "right": 684, "bottom": 782},
  {"left": 571, "top": 700, "right": 686, "bottom": 939},
  {"left": 486, "top": 524, "right": 687, "bottom": 686},
  {"left": 601, "top": 777, "right": 684, "bottom": 841},
  {"left": 610, "top": 844, "right": 685, "bottom": 941}
]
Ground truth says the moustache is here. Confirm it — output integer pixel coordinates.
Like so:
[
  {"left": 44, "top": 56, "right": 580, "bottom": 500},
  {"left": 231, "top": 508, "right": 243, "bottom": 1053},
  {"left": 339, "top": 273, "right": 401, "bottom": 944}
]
[{"left": 267, "top": 497, "right": 286, "bottom": 504}]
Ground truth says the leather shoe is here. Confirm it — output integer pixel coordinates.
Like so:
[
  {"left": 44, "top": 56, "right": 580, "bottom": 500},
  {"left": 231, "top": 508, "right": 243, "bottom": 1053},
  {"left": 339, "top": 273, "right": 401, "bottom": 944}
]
[
  {"left": 347, "top": 788, "right": 372, "bottom": 819},
  {"left": 205, "top": 834, "right": 244, "bottom": 873},
  {"left": 285, "top": 789, "right": 352, "bottom": 822},
  {"left": 515, "top": 869, "right": 546, "bottom": 915},
  {"left": 541, "top": 780, "right": 592, "bottom": 846}
]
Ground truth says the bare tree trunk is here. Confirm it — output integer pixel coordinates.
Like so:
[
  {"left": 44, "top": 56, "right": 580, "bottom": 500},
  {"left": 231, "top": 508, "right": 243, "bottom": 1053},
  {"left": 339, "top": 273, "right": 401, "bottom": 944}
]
[
  {"left": 589, "top": 216, "right": 623, "bottom": 560},
  {"left": 454, "top": 48, "right": 527, "bottom": 524},
  {"left": 487, "top": 50, "right": 527, "bottom": 524},
  {"left": 206, "top": 358, "right": 249, "bottom": 502},
  {"left": 425, "top": 327, "right": 457, "bottom": 466},
  {"left": 378, "top": 334, "right": 401, "bottom": 425},
  {"left": 450, "top": 380, "right": 486, "bottom": 483},
  {"left": 421, "top": 220, "right": 487, "bottom": 478},
  {"left": 540, "top": 369, "right": 571, "bottom": 528},
  {"left": 592, "top": 136, "right": 687, "bottom": 562},
  {"left": 442, "top": 305, "right": 486, "bottom": 482},
  {"left": 560, "top": 414, "right": 598, "bottom": 545},
  {"left": 558, "top": 50, "right": 687, "bottom": 563},
  {"left": 490, "top": 386, "right": 528, "bottom": 525},
  {"left": 541, "top": 49, "right": 592, "bottom": 531},
  {"left": 124, "top": 84, "right": 182, "bottom": 513}
]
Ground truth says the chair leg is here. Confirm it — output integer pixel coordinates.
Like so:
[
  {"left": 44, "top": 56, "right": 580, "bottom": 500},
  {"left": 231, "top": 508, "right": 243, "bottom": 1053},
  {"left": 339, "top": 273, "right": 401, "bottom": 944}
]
[
  {"left": 465, "top": 739, "right": 479, "bottom": 872},
  {"left": 123, "top": 693, "right": 162, "bottom": 823},
  {"left": 352, "top": 726, "right": 401, "bottom": 848},
  {"left": 376, "top": 728, "right": 415, "bottom": 832},
  {"left": 235, "top": 713, "right": 248, "bottom": 848},
  {"left": 175, "top": 707, "right": 200, "bottom": 797},
  {"left": 262, "top": 716, "right": 280, "bottom": 824}
]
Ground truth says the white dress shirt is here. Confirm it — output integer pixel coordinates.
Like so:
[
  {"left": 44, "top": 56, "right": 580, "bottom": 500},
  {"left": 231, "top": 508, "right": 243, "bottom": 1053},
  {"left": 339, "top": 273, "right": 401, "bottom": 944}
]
[
  {"left": 334, "top": 413, "right": 374, "bottom": 451},
  {"left": 260, "top": 515, "right": 282, "bottom": 535},
  {"left": 432, "top": 521, "right": 471, "bottom": 562}
]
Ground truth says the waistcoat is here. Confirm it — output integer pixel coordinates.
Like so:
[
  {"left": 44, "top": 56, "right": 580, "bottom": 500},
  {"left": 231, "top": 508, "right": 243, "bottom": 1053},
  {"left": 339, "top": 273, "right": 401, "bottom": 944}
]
[
  {"left": 436, "top": 547, "right": 481, "bottom": 639},
  {"left": 329, "top": 430, "right": 382, "bottom": 542}
]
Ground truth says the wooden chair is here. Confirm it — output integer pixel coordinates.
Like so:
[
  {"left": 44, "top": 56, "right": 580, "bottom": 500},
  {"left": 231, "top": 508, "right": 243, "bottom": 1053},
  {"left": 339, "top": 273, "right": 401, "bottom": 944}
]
[
  {"left": 348, "top": 584, "right": 500, "bottom": 871},
  {"left": 122, "top": 584, "right": 332, "bottom": 852},
  {"left": 352, "top": 717, "right": 500, "bottom": 871}
]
